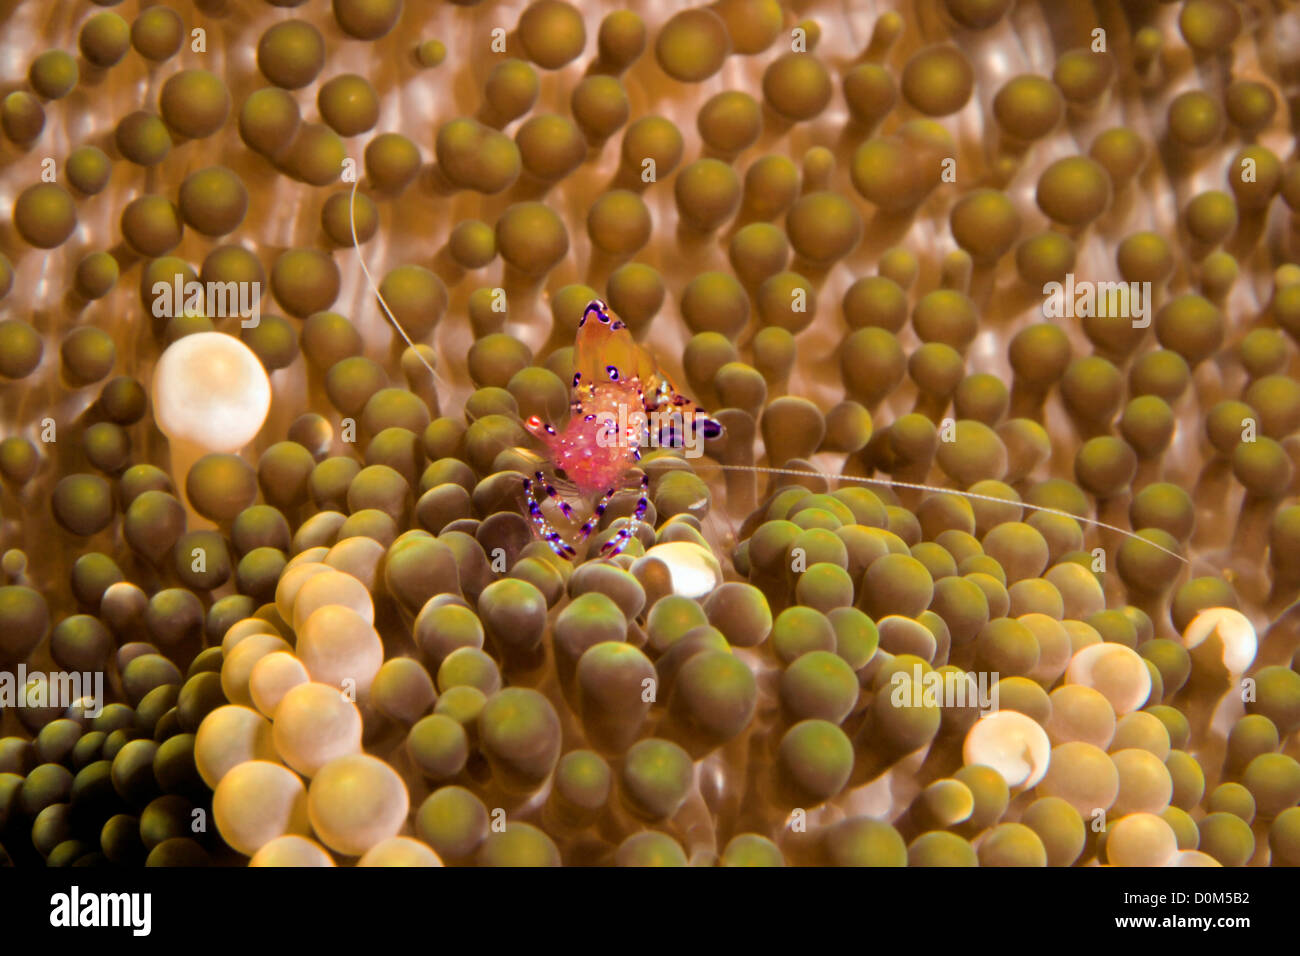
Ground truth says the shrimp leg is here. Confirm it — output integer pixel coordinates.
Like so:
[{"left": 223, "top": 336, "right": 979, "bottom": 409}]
[
  {"left": 593, "top": 473, "right": 651, "bottom": 557},
  {"left": 522, "top": 475, "right": 576, "bottom": 558}
]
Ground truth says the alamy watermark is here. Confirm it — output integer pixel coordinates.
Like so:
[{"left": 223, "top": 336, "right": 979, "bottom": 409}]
[
  {"left": 50, "top": 887, "right": 151, "bottom": 936},
  {"left": 1043, "top": 274, "right": 1152, "bottom": 328},
  {"left": 151, "top": 278, "right": 261, "bottom": 328},
  {"left": 0, "top": 665, "right": 104, "bottom": 718},
  {"left": 890, "top": 664, "right": 1000, "bottom": 717},
  {"left": 592, "top": 404, "right": 710, "bottom": 459}
]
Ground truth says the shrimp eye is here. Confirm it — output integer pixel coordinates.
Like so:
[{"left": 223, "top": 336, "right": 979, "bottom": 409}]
[
  {"left": 545, "top": 424, "right": 556, "bottom": 435},
  {"left": 572, "top": 372, "right": 581, "bottom": 387},
  {"left": 606, "top": 365, "right": 620, "bottom": 381}
]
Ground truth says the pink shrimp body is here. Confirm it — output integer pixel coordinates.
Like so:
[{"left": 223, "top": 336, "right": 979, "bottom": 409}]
[{"left": 524, "top": 378, "right": 646, "bottom": 496}]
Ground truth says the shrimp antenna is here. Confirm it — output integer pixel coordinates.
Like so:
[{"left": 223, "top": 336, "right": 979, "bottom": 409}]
[
  {"left": 705, "top": 462, "right": 1190, "bottom": 564},
  {"left": 348, "top": 176, "right": 458, "bottom": 402},
  {"left": 347, "top": 191, "right": 1177, "bottom": 565}
]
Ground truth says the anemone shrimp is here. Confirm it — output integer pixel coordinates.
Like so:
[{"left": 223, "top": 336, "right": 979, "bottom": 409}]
[
  {"left": 347, "top": 181, "right": 1188, "bottom": 568},
  {"left": 518, "top": 298, "right": 724, "bottom": 558}
]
